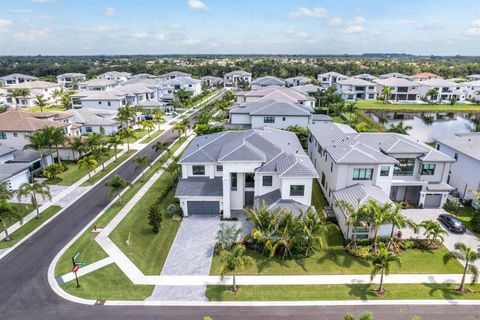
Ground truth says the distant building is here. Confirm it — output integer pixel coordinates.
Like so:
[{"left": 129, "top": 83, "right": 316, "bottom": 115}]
[
  {"left": 158, "top": 71, "right": 191, "bottom": 81},
  {"left": 57, "top": 73, "right": 86, "bottom": 88},
  {"left": 411, "top": 72, "right": 443, "bottom": 81},
  {"left": 201, "top": 76, "right": 223, "bottom": 87},
  {"left": 317, "top": 72, "right": 348, "bottom": 89},
  {"left": 285, "top": 76, "right": 310, "bottom": 87},
  {"left": 0, "top": 73, "right": 38, "bottom": 87},
  {"left": 224, "top": 70, "right": 252, "bottom": 90},
  {"left": 415, "top": 79, "right": 466, "bottom": 103},
  {"left": 97, "top": 71, "right": 132, "bottom": 83},
  {"left": 251, "top": 76, "right": 285, "bottom": 90},
  {"left": 373, "top": 77, "right": 420, "bottom": 102},
  {"left": 335, "top": 78, "right": 377, "bottom": 101},
  {"left": 5, "top": 81, "right": 61, "bottom": 107}
]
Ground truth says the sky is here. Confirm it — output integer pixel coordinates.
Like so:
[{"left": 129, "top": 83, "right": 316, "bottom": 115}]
[{"left": 0, "top": 0, "right": 479, "bottom": 56}]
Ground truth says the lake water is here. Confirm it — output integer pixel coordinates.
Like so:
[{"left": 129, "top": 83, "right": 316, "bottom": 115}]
[{"left": 367, "top": 112, "right": 479, "bottom": 143}]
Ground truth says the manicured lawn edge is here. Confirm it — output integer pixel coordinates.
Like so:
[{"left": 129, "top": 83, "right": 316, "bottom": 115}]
[
  {"left": 2, "top": 203, "right": 34, "bottom": 230},
  {"left": 140, "top": 130, "right": 164, "bottom": 144},
  {"left": 80, "top": 150, "right": 137, "bottom": 187},
  {"left": 0, "top": 205, "right": 62, "bottom": 249}
]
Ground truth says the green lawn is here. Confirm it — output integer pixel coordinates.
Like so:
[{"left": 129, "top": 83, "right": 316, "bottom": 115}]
[
  {"left": 27, "top": 105, "right": 67, "bottom": 113},
  {"left": 54, "top": 149, "right": 119, "bottom": 186},
  {"left": 357, "top": 100, "right": 480, "bottom": 112},
  {"left": 140, "top": 130, "right": 164, "bottom": 144},
  {"left": 311, "top": 180, "right": 328, "bottom": 212},
  {"left": 80, "top": 150, "right": 137, "bottom": 187},
  {"left": 61, "top": 264, "right": 153, "bottom": 301},
  {"left": 0, "top": 205, "right": 62, "bottom": 249},
  {"left": 449, "top": 206, "right": 479, "bottom": 235},
  {"left": 206, "top": 283, "right": 480, "bottom": 301},
  {"left": 2, "top": 203, "right": 34, "bottom": 229},
  {"left": 122, "top": 129, "right": 148, "bottom": 143}
]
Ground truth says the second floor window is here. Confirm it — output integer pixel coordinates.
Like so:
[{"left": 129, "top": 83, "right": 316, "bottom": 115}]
[
  {"left": 380, "top": 166, "right": 390, "bottom": 176},
  {"left": 264, "top": 116, "right": 275, "bottom": 123},
  {"left": 192, "top": 165, "right": 205, "bottom": 175},
  {"left": 216, "top": 165, "right": 223, "bottom": 172},
  {"left": 353, "top": 168, "right": 373, "bottom": 180},
  {"left": 394, "top": 158, "right": 415, "bottom": 176},
  {"left": 420, "top": 163, "right": 436, "bottom": 175},
  {"left": 262, "top": 175, "right": 273, "bottom": 187}
]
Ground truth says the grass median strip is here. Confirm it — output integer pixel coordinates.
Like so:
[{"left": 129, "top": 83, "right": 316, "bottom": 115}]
[
  {"left": 0, "top": 205, "right": 62, "bottom": 249},
  {"left": 206, "top": 283, "right": 480, "bottom": 301},
  {"left": 140, "top": 130, "right": 164, "bottom": 144},
  {"left": 80, "top": 150, "right": 137, "bottom": 187}
]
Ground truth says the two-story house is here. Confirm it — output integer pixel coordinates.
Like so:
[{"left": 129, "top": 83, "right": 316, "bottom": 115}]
[
  {"left": 335, "top": 78, "right": 378, "bottom": 101},
  {"left": 416, "top": 79, "right": 466, "bottom": 103},
  {"left": 308, "top": 122, "right": 455, "bottom": 239},
  {"left": 56, "top": 73, "right": 86, "bottom": 88},
  {"left": 374, "top": 77, "right": 420, "bottom": 102},
  {"left": 235, "top": 86, "right": 316, "bottom": 109},
  {"left": 0, "top": 73, "right": 38, "bottom": 87},
  {"left": 317, "top": 72, "right": 348, "bottom": 89},
  {"left": 97, "top": 71, "right": 132, "bottom": 83},
  {"left": 5, "top": 81, "right": 62, "bottom": 107},
  {"left": 435, "top": 133, "right": 480, "bottom": 208},
  {"left": 224, "top": 70, "right": 252, "bottom": 90},
  {"left": 201, "top": 76, "right": 223, "bottom": 87},
  {"left": 285, "top": 76, "right": 311, "bottom": 87},
  {"left": 176, "top": 128, "right": 318, "bottom": 217},
  {"left": 158, "top": 71, "right": 191, "bottom": 81},
  {"left": 78, "top": 79, "right": 119, "bottom": 91},
  {"left": 462, "top": 80, "right": 480, "bottom": 102}
]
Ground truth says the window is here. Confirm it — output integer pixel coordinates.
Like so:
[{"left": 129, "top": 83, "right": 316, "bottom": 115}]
[
  {"left": 454, "top": 153, "right": 458, "bottom": 160},
  {"left": 380, "top": 166, "right": 390, "bottom": 177},
  {"left": 216, "top": 165, "right": 223, "bottom": 172},
  {"left": 0, "top": 132, "right": 6, "bottom": 139},
  {"left": 282, "top": 117, "right": 286, "bottom": 121},
  {"left": 13, "top": 132, "right": 18, "bottom": 137},
  {"left": 85, "top": 127, "right": 93, "bottom": 133},
  {"left": 107, "top": 101, "right": 111, "bottom": 106},
  {"left": 353, "top": 168, "right": 373, "bottom": 180},
  {"left": 262, "top": 175, "right": 273, "bottom": 187},
  {"left": 330, "top": 162, "right": 333, "bottom": 172},
  {"left": 245, "top": 173, "right": 255, "bottom": 188},
  {"left": 263, "top": 116, "right": 275, "bottom": 123},
  {"left": 290, "top": 185, "right": 305, "bottom": 196},
  {"left": 321, "top": 172, "right": 326, "bottom": 187},
  {"left": 231, "top": 173, "right": 237, "bottom": 191},
  {"left": 394, "top": 158, "right": 415, "bottom": 176},
  {"left": 192, "top": 165, "right": 205, "bottom": 176},
  {"left": 420, "top": 163, "right": 436, "bottom": 175}
]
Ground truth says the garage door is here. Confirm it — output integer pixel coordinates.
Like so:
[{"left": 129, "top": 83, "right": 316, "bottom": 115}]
[
  {"left": 405, "top": 186, "right": 422, "bottom": 205},
  {"left": 187, "top": 201, "right": 220, "bottom": 215},
  {"left": 424, "top": 194, "right": 442, "bottom": 208}
]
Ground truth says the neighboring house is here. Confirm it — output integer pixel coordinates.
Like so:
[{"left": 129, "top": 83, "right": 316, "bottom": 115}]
[
  {"left": 229, "top": 99, "right": 313, "bottom": 129},
  {"left": 157, "top": 77, "right": 202, "bottom": 100},
  {"left": 130, "top": 73, "right": 157, "bottom": 79},
  {"left": 411, "top": 72, "right": 443, "bottom": 81},
  {"left": 57, "top": 73, "right": 86, "bottom": 88},
  {"left": 308, "top": 122, "right": 455, "bottom": 238},
  {"left": 435, "top": 133, "right": 480, "bottom": 208},
  {"left": 68, "top": 108, "right": 120, "bottom": 135},
  {"left": 353, "top": 73, "right": 378, "bottom": 82},
  {"left": 317, "top": 72, "right": 348, "bottom": 89},
  {"left": 462, "top": 80, "right": 480, "bottom": 101},
  {"left": 201, "top": 76, "right": 223, "bottom": 87},
  {"left": 158, "top": 71, "right": 191, "bottom": 81},
  {"left": 0, "top": 162, "right": 31, "bottom": 191},
  {"left": 373, "top": 77, "right": 420, "bottom": 102},
  {"left": 251, "top": 76, "right": 285, "bottom": 90},
  {"left": 416, "top": 79, "right": 466, "bottom": 103},
  {"left": 292, "top": 84, "right": 322, "bottom": 96},
  {"left": 285, "top": 76, "right": 310, "bottom": 87},
  {"left": 176, "top": 127, "right": 318, "bottom": 217},
  {"left": 224, "top": 70, "right": 252, "bottom": 90},
  {"left": 335, "top": 78, "right": 378, "bottom": 101},
  {"left": 97, "top": 71, "right": 132, "bottom": 82},
  {"left": 236, "top": 85, "right": 315, "bottom": 108},
  {"left": 0, "top": 73, "right": 38, "bottom": 87},
  {"left": 5, "top": 81, "right": 61, "bottom": 107},
  {"left": 466, "top": 74, "right": 480, "bottom": 81},
  {"left": 78, "top": 79, "right": 118, "bottom": 91},
  {"left": 379, "top": 73, "right": 414, "bottom": 80}
]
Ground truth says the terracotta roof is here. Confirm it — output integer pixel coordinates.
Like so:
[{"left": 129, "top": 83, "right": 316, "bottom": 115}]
[{"left": 0, "top": 109, "right": 66, "bottom": 132}]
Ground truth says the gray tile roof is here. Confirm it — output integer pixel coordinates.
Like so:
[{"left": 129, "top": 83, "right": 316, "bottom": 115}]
[
  {"left": 419, "top": 149, "right": 455, "bottom": 162},
  {"left": 175, "top": 177, "right": 223, "bottom": 197},
  {"left": 225, "top": 70, "right": 251, "bottom": 77},
  {"left": 230, "top": 99, "right": 312, "bottom": 117},
  {"left": 0, "top": 147, "right": 16, "bottom": 157},
  {"left": 291, "top": 84, "right": 322, "bottom": 95},
  {"left": 333, "top": 184, "right": 391, "bottom": 210},
  {"left": 251, "top": 76, "right": 285, "bottom": 86},
  {"left": 0, "top": 163, "right": 30, "bottom": 181},
  {"left": 237, "top": 85, "right": 314, "bottom": 102},
  {"left": 318, "top": 72, "right": 346, "bottom": 78},
  {"left": 159, "top": 71, "right": 191, "bottom": 78},
  {"left": 435, "top": 133, "right": 480, "bottom": 161},
  {"left": 337, "top": 77, "right": 376, "bottom": 86},
  {"left": 11, "top": 149, "right": 44, "bottom": 163},
  {"left": 0, "top": 73, "right": 37, "bottom": 81}
]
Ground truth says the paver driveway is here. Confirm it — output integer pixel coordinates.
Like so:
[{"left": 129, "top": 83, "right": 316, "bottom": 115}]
[{"left": 402, "top": 208, "right": 480, "bottom": 269}]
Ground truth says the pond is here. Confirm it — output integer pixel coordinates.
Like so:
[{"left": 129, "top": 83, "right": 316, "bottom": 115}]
[{"left": 367, "top": 111, "right": 480, "bottom": 143}]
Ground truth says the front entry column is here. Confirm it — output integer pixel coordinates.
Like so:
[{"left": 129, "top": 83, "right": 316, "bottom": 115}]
[{"left": 222, "top": 176, "right": 231, "bottom": 218}]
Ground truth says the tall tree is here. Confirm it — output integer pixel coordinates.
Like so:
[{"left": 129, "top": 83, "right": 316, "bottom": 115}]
[
  {"left": 69, "top": 136, "right": 85, "bottom": 159},
  {"left": 9, "top": 88, "right": 30, "bottom": 106},
  {"left": 139, "top": 120, "right": 154, "bottom": 138},
  {"left": 381, "top": 86, "right": 393, "bottom": 103},
  {"left": 444, "top": 242, "right": 480, "bottom": 293},
  {"left": 386, "top": 204, "right": 417, "bottom": 249},
  {"left": 426, "top": 88, "right": 439, "bottom": 102},
  {"left": 364, "top": 200, "right": 393, "bottom": 252},
  {"left": 370, "top": 243, "right": 401, "bottom": 294},
  {"left": 0, "top": 202, "right": 21, "bottom": 241},
  {"left": 335, "top": 199, "right": 369, "bottom": 250},
  {"left": 173, "top": 121, "right": 187, "bottom": 138},
  {"left": 419, "top": 220, "right": 448, "bottom": 247},
  {"left": 77, "top": 155, "right": 97, "bottom": 181},
  {"left": 219, "top": 244, "right": 253, "bottom": 294},
  {"left": 16, "top": 182, "right": 52, "bottom": 219},
  {"left": 116, "top": 103, "right": 137, "bottom": 128},
  {"left": 24, "top": 131, "right": 47, "bottom": 168},
  {"left": 120, "top": 128, "right": 136, "bottom": 151},
  {"left": 33, "top": 95, "right": 48, "bottom": 112},
  {"left": 108, "top": 135, "right": 122, "bottom": 161},
  {"left": 105, "top": 175, "right": 130, "bottom": 204},
  {"left": 51, "top": 127, "right": 66, "bottom": 166},
  {"left": 0, "top": 182, "right": 13, "bottom": 202}
]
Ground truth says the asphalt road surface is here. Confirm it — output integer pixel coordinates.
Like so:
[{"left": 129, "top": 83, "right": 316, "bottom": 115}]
[{"left": 1, "top": 107, "right": 480, "bottom": 319}]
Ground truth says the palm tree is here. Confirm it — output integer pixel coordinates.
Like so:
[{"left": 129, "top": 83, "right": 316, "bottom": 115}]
[
  {"left": 116, "top": 103, "right": 137, "bottom": 128},
  {"left": 174, "top": 88, "right": 192, "bottom": 105},
  {"left": 152, "top": 109, "right": 165, "bottom": 128},
  {"left": 216, "top": 223, "right": 241, "bottom": 251},
  {"left": 139, "top": 120, "right": 154, "bottom": 138},
  {"left": 164, "top": 162, "right": 182, "bottom": 189},
  {"left": 77, "top": 155, "right": 97, "bottom": 181},
  {"left": 24, "top": 131, "right": 47, "bottom": 169},
  {"left": 51, "top": 127, "right": 66, "bottom": 166},
  {"left": 40, "top": 126, "right": 56, "bottom": 163},
  {"left": 34, "top": 95, "right": 48, "bottom": 112},
  {"left": 0, "top": 182, "right": 13, "bottom": 202},
  {"left": 299, "top": 207, "right": 327, "bottom": 256},
  {"left": 69, "top": 136, "right": 85, "bottom": 159},
  {"left": 335, "top": 199, "right": 369, "bottom": 250},
  {"left": 16, "top": 182, "right": 52, "bottom": 219},
  {"left": 426, "top": 88, "right": 439, "bottom": 102},
  {"left": 386, "top": 204, "right": 417, "bottom": 249},
  {"left": 108, "top": 135, "right": 122, "bottom": 161},
  {"left": 370, "top": 243, "right": 401, "bottom": 294},
  {"left": 419, "top": 220, "right": 448, "bottom": 246},
  {"left": 120, "top": 128, "right": 136, "bottom": 151},
  {"left": 133, "top": 156, "right": 149, "bottom": 180},
  {"left": 0, "top": 202, "right": 21, "bottom": 241},
  {"left": 364, "top": 200, "right": 394, "bottom": 252},
  {"left": 173, "top": 121, "right": 187, "bottom": 138},
  {"left": 387, "top": 121, "right": 412, "bottom": 134},
  {"left": 43, "top": 164, "right": 63, "bottom": 182},
  {"left": 105, "top": 175, "right": 130, "bottom": 204},
  {"left": 9, "top": 88, "right": 30, "bottom": 106},
  {"left": 444, "top": 242, "right": 480, "bottom": 293},
  {"left": 381, "top": 86, "right": 393, "bottom": 103},
  {"left": 219, "top": 244, "right": 253, "bottom": 294}
]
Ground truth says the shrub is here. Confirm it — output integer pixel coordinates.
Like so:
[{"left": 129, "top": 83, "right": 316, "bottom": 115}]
[
  {"left": 443, "top": 199, "right": 460, "bottom": 214},
  {"left": 148, "top": 204, "right": 162, "bottom": 233},
  {"left": 347, "top": 246, "right": 371, "bottom": 259},
  {"left": 166, "top": 203, "right": 181, "bottom": 218},
  {"left": 215, "top": 223, "right": 241, "bottom": 252},
  {"left": 400, "top": 239, "right": 418, "bottom": 250},
  {"left": 470, "top": 214, "right": 480, "bottom": 233}
]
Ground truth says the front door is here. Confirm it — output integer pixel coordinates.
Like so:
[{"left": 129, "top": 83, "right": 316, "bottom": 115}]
[
  {"left": 244, "top": 191, "right": 254, "bottom": 207},
  {"left": 244, "top": 173, "right": 255, "bottom": 207}
]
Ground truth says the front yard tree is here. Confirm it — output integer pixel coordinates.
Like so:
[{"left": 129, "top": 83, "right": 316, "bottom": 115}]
[
  {"left": 148, "top": 204, "right": 162, "bottom": 234},
  {"left": 120, "top": 128, "right": 136, "bottom": 151},
  {"left": 370, "top": 243, "right": 401, "bottom": 295},
  {"left": 419, "top": 220, "right": 447, "bottom": 247},
  {"left": 444, "top": 242, "right": 480, "bottom": 293},
  {"left": 16, "top": 182, "right": 52, "bottom": 219},
  {"left": 43, "top": 164, "right": 63, "bottom": 183},
  {"left": 386, "top": 204, "right": 417, "bottom": 249},
  {"left": 0, "top": 182, "right": 13, "bottom": 202},
  {"left": 108, "top": 135, "right": 122, "bottom": 161},
  {"left": 24, "top": 131, "right": 47, "bottom": 168},
  {"left": 33, "top": 95, "right": 48, "bottom": 112},
  {"left": 0, "top": 202, "right": 21, "bottom": 241},
  {"left": 364, "top": 200, "right": 393, "bottom": 252},
  {"left": 426, "top": 88, "right": 439, "bottom": 102},
  {"left": 116, "top": 103, "right": 137, "bottom": 128},
  {"left": 105, "top": 175, "right": 130, "bottom": 204},
  {"left": 139, "top": 120, "right": 154, "bottom": 138},
  {"left": 335, "top": 199, "right": 369, "bottom": 250},
  {"left": 51, "top": 127, "right": 66, "bottom": 166},
  {"left": 216, "top": 223, "right": 241, "bottom": 251},
  {"left": 381, "top": 86, "right": 392, "bottom": 103},
  {"left": 77, "top": 155, "right": 97, "bottom": 181},
  {"left": 219, "top": 244, "right": 253, "bottom": 294}
]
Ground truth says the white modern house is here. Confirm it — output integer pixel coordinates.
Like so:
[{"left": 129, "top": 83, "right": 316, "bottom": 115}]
[
  {"left": 157, "top": 77, "right": 202, "bottom": 100},
  {"left": 336, "top": 78, "right": 378, "bottom": 101},
  {"left": 176, "top": 128, "right": 318, "bottom": 217},
  {"left": 57, "top": 73, "right": 86, "bottom": 88},
  {"left": 97, "top": 71, "right": 131, "bottom": 83},
  {"left": 78, "top": 79, "right": 119, "bottom": 91},
  {"left": 251, "top": 76, "right": 285, "bottom": 90},
  {"left": 317, "top": 72, "right": 348, "bottom": 89},
  {"left": 435, "top": 133, "right": 480, "bottom": 208},
  {"left": 353, "top": 74, "right": 378, "bottom": 82},
  {"left": 229, "top": 99, "right": 313, "bottom": 129},
  {"left": 374, "top": 77, "right": 420, "bottom": 102},
  {"left": 285, "top": 76, "right": 310, "bottom": 87},
  {"left": 5, "top": 81, "right": 62, "bottom": 107},
  {"left": 467, "top": 74, "right": 480, "bottom": 81},
  {"left": 0, "top": 147, "right": 30, "bottom": 190},
  {"left": 201, "top": 76, "right": 223, "bottom": 87},
  {"left": 462, "top": 80, "right": 480, "bottom": 101},
  {"left": 0, "top": 73, "right": 38, "bottom": 87},
  {"left": 68, "top": 108, "right": 120, "bottom": 135},
  {"left": 158, "top": 71, "right": 191, "bottom": 81},
  {"left": 416, "top": 79, "right": 466, "bottom": 103},
  {"left": 236, "top": 86, "right": 315, "bottom": 108},
  {"left": 224, "top": 70, "right": 252, "bottom": 90},
  {"left": 308, "top": 121, "right": 455, "bottom": 239},
  {"left": 379, "top": 73, "right": 414, "bottom": 81}
]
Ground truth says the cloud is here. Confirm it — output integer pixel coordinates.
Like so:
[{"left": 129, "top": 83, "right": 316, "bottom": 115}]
[
  {"left": 105, "top": 7, "right": 116, "bottom": 16},
  {"left": 328, "top": 17, "right": 343, "bottom": 27},
  {"left": 154, "top": 32, "right": 166, "bottom": 41},
  {"left": 415, "top": 21, "right": 442, "bottom": 30},
  {"left": 290, "top": 7, "right": 329, "bottom": 18},
  {"left": 465, "top": 19, "right": 480, "bottom": 36},
  {"left": 0, "top": 19, "right": 13, "bottom": 32},
  {"left": 284, "top": 29, "right": 317, "bottom": 44},
  {"left": 39, "top": 15, "right": 54, "bottom": 21},
  {"left": 182, "top": 38, "right": 200, "bottom": 45},
  {"left": 131, "top": 31, "right": 166, "bottom": 41},
  {"left": 188, "top": 0, "right": 207, "bottom": 10},
  {"left": 15, "top": 29, "right": 49, "bottom": 41},
  {"left": 9, "top": 9, "right": 32, "bottom": 13},
  {"left": 330, "top": 16, "right": 366, "bottom": 34},
  {"left": 30, "top": 0, "right": 56, "bottom": 3},
  {"left": 77, "top": 25, "right": 120, "bottom": 32}
]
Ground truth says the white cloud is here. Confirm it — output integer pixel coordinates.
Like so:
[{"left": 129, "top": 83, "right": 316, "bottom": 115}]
[
  {"left": 77, "top": 25, "right": 120, "bottom": 33},
  {"left": 415, "top": 21, "right": 442, "bottom": 30},
  {"left": 465, "top": 19, "right": 480, "bottom": 36},
  {"left": 31, "top": 0, "right": 56, "bottom": 3},
  {"left": 188, "top": 0, "right": 207, "bottom": 10},
  {"left": 39, "top": 15, "right": 54, "bottom": 21},
  {"left": 131, "top": 31, "right": 166, "bottom": 41},
  {"left": 9, "top": 9, "right": 32, "bottom": 13},
  {"left": 105, "top": 7, "right": 116, "bottom": 16},
  {"left": 328, "top": 17, "right": 343, "bottom": 27},
  {"left": 132, "top": 32, "right": 149, "bottom": 39},
  {"left": 182, "top": 38, "right": 200, "bottom": 45},
  {"left": 340, "top": 25, "right": 365, "bottom": 34},
  {"left": 332, "top": 16, "right": 366, "bottom": 34},
  {"left": 154, "top": 32, "right": 166, "bottom": 41},
  {"left": 290, "top": 7, "right": 329, "bottom": 18},
  {"left": 0, "top": 19, "right": 13, "bottom": 32},
  {"left": 15, "top": 29, "right": 49, "bottom": 41},
  {"left": 284, "top": 29, "right": 309, "bottom": 40}
]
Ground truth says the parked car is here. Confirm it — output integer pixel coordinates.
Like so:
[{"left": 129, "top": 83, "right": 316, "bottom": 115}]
[{"left": 438, "top": 214, "right": 466, "bottom": 234}]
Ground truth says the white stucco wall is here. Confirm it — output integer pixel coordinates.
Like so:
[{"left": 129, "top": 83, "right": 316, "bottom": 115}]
[{"left": 251, "top": 115, "right": 310, "bottom": 129}]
